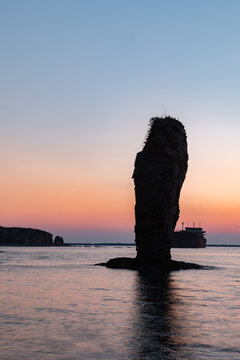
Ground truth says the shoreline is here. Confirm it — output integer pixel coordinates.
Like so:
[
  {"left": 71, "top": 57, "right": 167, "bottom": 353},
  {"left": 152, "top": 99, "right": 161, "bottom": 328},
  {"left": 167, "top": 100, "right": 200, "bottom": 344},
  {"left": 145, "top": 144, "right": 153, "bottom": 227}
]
[{"left": 1, "top": 243, "right": 240, "bottom": 247}]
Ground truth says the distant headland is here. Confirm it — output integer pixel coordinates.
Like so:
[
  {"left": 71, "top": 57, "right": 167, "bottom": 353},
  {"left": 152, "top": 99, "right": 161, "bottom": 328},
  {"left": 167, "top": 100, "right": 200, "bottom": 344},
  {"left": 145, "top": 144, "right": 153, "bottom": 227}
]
[{"left": 0, "top": 226, "right": 66, "bottom": 246}]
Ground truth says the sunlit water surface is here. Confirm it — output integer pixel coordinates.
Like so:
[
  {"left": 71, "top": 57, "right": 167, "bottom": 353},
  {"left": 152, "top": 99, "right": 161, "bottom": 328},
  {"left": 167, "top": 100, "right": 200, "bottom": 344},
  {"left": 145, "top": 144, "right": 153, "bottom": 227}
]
[{"left": 1, "top": 246, "right": 240, "bottom": 360}]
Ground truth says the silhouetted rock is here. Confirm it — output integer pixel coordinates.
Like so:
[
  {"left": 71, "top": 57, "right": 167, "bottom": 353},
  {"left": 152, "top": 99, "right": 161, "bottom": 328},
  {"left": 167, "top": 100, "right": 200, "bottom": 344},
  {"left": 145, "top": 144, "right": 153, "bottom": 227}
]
[
  {"left": 0, "top": 226, "right": 53, "bottom": 246},
  {"left": 98, "top": 117, "right": 204, "bottom": 271},
  {"left": 96, "top": 257, "right": 205, "bottom": 271},
  {"left": 54, "top": 236, "right": 64, "bottom": 246},
  {"left": 133, "top": 116, "right": 188, "bottom": 264}
]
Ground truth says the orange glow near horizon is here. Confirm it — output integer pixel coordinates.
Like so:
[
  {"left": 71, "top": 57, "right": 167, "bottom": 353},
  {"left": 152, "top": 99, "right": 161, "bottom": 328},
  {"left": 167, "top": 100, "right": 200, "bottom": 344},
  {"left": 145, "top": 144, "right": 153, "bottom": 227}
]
[
  {"left": 2, "top": 178, "right": 239, "bottom": 234},
  {"left": 0, "top": 175, "right": 135, "bottom": 230},
  {"left": 1, "top": 146, "right": 239, "bottom": 235},
  {"left": 177, "top": 195, "right": 240, "bottom": 233}
]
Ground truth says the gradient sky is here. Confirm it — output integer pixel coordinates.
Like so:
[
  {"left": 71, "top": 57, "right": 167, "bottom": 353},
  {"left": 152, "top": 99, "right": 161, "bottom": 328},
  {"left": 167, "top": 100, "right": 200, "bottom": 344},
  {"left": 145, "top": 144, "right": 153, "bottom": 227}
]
[{"left": 1, "top": 0, "right": 240, "bottom": 244}]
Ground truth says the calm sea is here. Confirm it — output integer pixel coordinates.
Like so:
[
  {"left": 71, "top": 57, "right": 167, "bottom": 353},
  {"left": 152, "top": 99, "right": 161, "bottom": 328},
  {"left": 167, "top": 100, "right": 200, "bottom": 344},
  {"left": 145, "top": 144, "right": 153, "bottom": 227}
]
[{"left": 1, "top": 246, "right": 240, "bottom": 360}]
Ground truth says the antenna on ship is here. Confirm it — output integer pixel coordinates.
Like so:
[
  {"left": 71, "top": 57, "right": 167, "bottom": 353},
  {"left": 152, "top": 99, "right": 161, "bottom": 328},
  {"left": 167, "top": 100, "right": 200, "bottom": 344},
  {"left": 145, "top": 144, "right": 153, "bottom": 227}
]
[
  {"left": 199, "top": 222, "right": 201, "bottom": 228},
  {"left": 182, "top": 221, "right": 184, "bottom": 231},
  {"left": 193, "top": 221, "right": 195, "bottom": 228}
]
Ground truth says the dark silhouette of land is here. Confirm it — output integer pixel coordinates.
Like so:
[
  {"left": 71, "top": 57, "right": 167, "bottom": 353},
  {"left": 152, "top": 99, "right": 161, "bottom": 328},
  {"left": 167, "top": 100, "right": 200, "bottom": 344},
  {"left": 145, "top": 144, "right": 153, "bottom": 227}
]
[
  {"left": 98, "top": 116, "right": 205, "bottom": 271},
  {"left": 0, "top": 226, "right": 66, "bottom": 246}
]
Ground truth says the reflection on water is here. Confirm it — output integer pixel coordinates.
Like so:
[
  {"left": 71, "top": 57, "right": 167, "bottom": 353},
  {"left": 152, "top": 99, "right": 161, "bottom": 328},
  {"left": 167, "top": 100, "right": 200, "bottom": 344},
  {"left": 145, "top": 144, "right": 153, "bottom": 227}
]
[
  {"left": 131, "top": 273, "right": 188, "bottom": 360},
  {"left": 1, "top": 246, "right": 240, "bottom": 359}
]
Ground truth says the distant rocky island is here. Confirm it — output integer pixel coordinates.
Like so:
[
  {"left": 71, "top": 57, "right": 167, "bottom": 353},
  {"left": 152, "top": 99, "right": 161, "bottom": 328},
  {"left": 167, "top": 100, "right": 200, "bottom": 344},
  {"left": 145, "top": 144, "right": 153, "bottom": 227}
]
[
  {"left": 98, "top": 116, "right": 205, "bottom": 271},
  {"left": 0, "top": 226, "right": 65, "bottom": 246}
]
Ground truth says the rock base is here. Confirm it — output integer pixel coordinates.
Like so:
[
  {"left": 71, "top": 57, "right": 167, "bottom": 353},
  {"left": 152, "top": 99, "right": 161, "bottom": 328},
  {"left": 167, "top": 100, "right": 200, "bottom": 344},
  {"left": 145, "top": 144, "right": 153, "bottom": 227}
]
[{"left": 96, "top": 257, "right": 209, "bottom": 271}]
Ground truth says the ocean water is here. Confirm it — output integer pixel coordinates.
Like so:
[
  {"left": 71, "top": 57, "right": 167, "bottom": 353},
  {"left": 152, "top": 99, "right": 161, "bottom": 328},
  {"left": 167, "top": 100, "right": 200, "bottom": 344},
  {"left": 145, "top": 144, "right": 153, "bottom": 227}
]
[{"left": 0, "top": 246, "right": 240, "bottom": 360}]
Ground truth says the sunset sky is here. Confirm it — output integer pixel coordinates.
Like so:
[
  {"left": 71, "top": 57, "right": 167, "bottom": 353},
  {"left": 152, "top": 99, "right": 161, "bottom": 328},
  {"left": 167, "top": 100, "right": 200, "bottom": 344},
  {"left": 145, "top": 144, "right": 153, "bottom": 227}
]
[{"left": 1, "top": 0, "right": 240, "bottom": 244}]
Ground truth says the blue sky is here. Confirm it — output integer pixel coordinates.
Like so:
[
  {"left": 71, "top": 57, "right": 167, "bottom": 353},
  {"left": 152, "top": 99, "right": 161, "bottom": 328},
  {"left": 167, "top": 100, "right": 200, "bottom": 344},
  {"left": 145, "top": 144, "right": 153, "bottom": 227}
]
[{"left": 1, "top": 0, "right": 240, "bottom": 244}]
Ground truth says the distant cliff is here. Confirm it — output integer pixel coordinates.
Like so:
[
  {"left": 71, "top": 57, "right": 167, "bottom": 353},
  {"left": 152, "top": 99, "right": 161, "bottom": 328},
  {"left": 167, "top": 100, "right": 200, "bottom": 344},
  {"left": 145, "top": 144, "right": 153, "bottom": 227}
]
[{"left": 0, "top": 226, "right": 64, "bottom": 246}]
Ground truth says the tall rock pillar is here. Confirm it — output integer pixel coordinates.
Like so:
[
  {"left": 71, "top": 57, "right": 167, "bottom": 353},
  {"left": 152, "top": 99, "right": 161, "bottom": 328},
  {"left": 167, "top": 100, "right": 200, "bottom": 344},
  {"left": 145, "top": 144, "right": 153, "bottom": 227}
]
[{"left": 132, "top": 117, "right": 188, "bottom": 265}]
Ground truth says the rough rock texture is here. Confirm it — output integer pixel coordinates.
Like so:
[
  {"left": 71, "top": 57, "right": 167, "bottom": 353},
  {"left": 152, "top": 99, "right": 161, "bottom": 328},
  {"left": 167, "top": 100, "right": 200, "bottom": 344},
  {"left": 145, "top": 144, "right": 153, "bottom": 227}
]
[
  {"left": 97, "top": 116, "right": 206, "bottom": 271},
  {"left": 132, "top": 116, "right": 188, "bottom": 265},
  {"left": 0, "top": 226, "right": 53, "bottom": 246}
]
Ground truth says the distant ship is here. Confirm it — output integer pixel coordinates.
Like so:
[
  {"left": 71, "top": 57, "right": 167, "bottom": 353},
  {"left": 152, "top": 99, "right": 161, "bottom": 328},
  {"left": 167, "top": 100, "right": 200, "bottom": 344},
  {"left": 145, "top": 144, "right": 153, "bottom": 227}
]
[{"left": 173, "top": 225, "right": 207, "bottom": 248}]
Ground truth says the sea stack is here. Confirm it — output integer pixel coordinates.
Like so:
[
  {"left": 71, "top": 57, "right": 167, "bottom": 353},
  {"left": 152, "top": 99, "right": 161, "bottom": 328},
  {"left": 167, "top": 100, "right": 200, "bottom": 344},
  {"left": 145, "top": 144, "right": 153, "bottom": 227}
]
[
  {"left": 132, "top": 116, "right": 188, "bottom": 265},
  {"left": 98, "top": 116, "right": 204, "bottom": 270}
]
